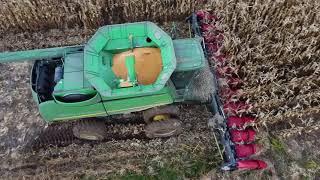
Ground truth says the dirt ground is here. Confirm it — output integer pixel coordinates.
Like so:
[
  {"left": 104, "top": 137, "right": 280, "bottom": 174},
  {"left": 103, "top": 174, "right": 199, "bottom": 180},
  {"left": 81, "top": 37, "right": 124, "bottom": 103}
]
[{"left": 1, "top": 0, "right": 320, "bottom": 179}]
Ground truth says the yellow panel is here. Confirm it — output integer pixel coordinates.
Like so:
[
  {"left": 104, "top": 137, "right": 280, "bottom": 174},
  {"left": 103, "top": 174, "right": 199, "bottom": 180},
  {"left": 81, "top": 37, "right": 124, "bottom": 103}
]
[{"left": 112, "top": 48, "right": 163, "bottom": 85}]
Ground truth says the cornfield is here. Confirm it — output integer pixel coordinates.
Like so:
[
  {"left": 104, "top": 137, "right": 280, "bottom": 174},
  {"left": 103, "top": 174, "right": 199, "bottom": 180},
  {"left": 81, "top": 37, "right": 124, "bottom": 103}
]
[
  {"left": 0, "top": 0, "right": 211, "bottom": 33},
  {"left": 0, "top": 0, "right": 320, "bottom": 178},
  {"left": 212, "top": 0, "right": 320, "bottom": 136}
]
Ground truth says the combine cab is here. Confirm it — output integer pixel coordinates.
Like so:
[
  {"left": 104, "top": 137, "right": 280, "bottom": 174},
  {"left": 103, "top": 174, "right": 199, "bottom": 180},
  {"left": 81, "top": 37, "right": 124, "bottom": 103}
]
[{"left": 0, "top": 12, "right": 267, "bottom": 171}]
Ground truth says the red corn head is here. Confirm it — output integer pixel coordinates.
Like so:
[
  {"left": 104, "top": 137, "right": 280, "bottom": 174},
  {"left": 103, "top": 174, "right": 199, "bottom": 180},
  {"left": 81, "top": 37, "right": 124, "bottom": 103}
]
[
  {"left": 237, "top": 160, "right": 268, "bottom": 170},
  {"left": 235, "top": 144, "right": 261, "bottom": 158},
  {"left": 216, "top": 66, "right": 239, "bottom": 78},
  {"left": 196, "top": 11, "right": 217, "bottom": 23},
  {"left": 226, "top": 77, "right": 243, "bottom": 89},
  {"left": 230, "top": 129, "right": 256, "bottom": 143},
  {"left": 206, "top": 43, "right": 219, "bottom": 53},
  {"left": 203, "top": 31, "right": 223, "bottom": 43},
  {"left": 212, "top": 54, "right": 228, "bottom": 64}
]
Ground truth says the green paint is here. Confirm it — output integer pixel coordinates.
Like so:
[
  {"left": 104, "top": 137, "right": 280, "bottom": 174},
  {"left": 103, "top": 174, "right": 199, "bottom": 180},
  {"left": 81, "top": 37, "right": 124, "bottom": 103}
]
[
  {"left": 40, "top": 92, "right": 173, "bottom": 122},
  {"left": 173, "top": 38, "right": 205, "bottom": 72},
  {"left": 105, "top": 92, "right": 173, "bottom": 115},
  {"left": 125, "top": 55, "right": 137, "bottom": 85}
]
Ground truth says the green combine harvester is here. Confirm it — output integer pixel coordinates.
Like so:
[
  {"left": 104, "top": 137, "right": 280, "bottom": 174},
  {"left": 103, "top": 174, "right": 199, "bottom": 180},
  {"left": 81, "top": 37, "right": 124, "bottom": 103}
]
[{"left": 0, "top": 20, "right": 213, "bottom": 140}]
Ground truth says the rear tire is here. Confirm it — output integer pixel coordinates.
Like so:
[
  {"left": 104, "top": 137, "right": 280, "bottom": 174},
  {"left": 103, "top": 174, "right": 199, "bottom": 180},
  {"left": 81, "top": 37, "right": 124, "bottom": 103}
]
[
  {"left": 145, "top": 118, "right": 182, "bottom": 138},
  {"left": 72, "top": 119, "right": 106, "bottom": 141},
  {"left": 143, "top": 106, "right": 182, "bottom": 138},
  {"left": 143, "top": 105, "right": 179, "bottom": 123}
]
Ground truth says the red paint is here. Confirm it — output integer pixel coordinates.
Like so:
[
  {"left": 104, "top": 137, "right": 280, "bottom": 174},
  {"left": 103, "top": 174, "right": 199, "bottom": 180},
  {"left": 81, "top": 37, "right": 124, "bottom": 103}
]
[
  {"left": 235, "top": 144, "right": 260, "bottom": 158},
  {"left": 196, "top": 11, "right": 217, "bottom": 22},
  {"left": 226, "top": 77, "right": 243, "bottom": 89},
  {"left": 237, "top": 160, "right": 268, "bottom": 170},
  {"left": 230, "top": 129, "right": 256, "bottom": 143},
  {"left": 216, "top": 66, "right": 239, "bottom": 78}
]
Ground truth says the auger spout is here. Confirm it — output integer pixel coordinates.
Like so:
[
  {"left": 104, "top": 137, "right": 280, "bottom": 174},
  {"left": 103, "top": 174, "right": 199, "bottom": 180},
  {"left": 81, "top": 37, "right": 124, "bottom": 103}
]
[{"left": 0, "top": 45, "right": 83, "bottom": 63}]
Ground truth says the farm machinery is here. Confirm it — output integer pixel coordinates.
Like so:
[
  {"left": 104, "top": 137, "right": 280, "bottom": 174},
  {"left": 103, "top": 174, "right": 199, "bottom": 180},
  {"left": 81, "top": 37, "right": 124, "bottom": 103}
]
[{"left": 0, "top": 11, "right": 267, "bottom": 171}]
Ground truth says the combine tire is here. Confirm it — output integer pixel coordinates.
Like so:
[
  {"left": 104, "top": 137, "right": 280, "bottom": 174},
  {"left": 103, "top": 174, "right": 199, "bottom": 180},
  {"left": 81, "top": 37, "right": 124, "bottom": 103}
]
[
  {"left": 145, "top": 118, "right": 182, "bottom": 138},
  {"left": 143, "top": 105, "right": 179, "bottom": 123},
  {"left": 143, "top": 106, "right": 182, "bottom": 138},
  {"left": 72, "top": 119, "right": 106, "bottom": 141}
]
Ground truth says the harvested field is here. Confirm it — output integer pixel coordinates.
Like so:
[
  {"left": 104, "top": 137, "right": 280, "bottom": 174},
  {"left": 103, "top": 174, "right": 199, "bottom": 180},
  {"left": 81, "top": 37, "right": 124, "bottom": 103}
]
[{"left": 0, "top": 0, "right": 320, "bottom": 179}]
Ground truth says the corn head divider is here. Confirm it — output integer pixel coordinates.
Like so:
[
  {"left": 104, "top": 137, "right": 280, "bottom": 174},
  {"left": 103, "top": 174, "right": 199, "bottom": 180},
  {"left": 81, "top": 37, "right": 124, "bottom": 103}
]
[{"left": 190, "top": 11, "right": 267, "bottom": 171}]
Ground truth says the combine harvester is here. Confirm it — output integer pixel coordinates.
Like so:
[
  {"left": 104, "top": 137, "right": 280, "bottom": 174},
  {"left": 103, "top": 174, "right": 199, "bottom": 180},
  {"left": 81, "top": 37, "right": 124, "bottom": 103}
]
[{"left": 0, "top": 11, "right": 266, "bottom": 171}]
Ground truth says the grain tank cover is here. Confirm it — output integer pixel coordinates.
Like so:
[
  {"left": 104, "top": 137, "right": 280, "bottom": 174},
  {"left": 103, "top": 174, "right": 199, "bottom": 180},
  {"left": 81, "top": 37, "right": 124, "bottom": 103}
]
[{"left": 84, "top": 22, "right": 176, "bottom": 97}]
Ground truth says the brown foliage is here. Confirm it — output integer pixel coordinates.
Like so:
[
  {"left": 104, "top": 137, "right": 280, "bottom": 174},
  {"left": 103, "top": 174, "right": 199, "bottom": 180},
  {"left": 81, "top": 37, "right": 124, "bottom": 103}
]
[
  {"left": 210, "top": 0, "right": 320, "bottom": 132},
  {"left": 0, "top": 0, "right": 212, "bottom": 33}
]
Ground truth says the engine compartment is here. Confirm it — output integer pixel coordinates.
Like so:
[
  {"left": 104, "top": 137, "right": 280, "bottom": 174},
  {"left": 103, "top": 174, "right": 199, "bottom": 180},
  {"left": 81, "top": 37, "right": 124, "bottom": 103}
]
[
  {"left": 31, "top": 57, "right": 96, "bottom": 103},
  {"left": 31, "top": 59, "right": 62, "bottom": 102}
]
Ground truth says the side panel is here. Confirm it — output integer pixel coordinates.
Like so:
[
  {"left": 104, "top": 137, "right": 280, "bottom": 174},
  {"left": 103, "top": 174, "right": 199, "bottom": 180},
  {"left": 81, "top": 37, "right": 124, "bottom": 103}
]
[
  {"left": 171, "top": 38, "right": 206, "bottom": 102},
  {"left": 39, "top": 92, "right": 173, "bottom": 122},
  {"left": 39, "top": 101, "right": 107, "bottom": 122},
  {"left": 104, "top": 93, "right": 174, "bottom": 115},
  {"left": 173, "top": 38, "right": 205, "bottom": 72},
  {"left": 39, "top": 86, "right": 175, "bottom": 122},
  {"left": 101, "top": 86, "right": 173, "bottom": 101}
]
